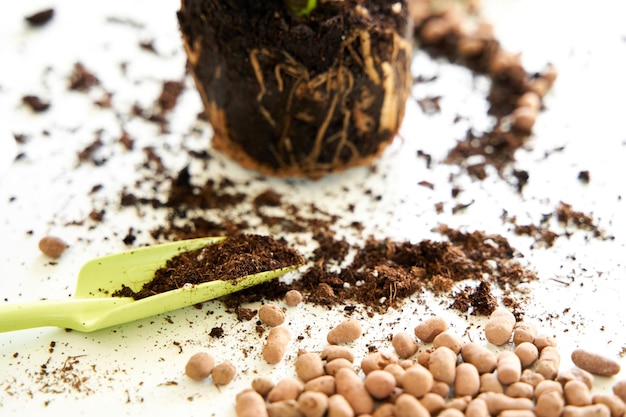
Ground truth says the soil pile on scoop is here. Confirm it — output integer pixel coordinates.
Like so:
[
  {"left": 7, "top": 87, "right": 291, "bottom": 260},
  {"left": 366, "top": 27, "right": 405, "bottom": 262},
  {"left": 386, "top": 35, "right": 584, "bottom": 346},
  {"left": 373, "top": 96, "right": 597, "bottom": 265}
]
[{"left": 115, "top": 234, "right": 304, "bottom": 300}]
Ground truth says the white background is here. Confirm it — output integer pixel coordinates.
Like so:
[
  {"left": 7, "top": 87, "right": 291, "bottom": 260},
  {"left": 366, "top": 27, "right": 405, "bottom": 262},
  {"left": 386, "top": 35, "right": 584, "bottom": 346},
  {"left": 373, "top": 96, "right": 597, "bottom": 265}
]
[{"left": 1, "top": 1, "right": 626, "bottom": 416}]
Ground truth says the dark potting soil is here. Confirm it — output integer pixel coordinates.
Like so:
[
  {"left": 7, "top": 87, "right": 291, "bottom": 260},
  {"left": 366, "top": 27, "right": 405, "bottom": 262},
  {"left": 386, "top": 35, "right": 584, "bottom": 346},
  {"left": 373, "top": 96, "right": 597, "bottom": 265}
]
[
  {"left": 210, "top": 214, "right": 536, "bottom": 317},
  {"left": 178, "top": 0, "right": 412, "bottom": 177},
  {"left": 114, "top": 234, "right": 304, "bottom": 300},
  {"left": 110, "top": 156, "right": 537, "bottom": 317},
  {"left": 501, "top": 202, "right": 612, "bottom": 249}
]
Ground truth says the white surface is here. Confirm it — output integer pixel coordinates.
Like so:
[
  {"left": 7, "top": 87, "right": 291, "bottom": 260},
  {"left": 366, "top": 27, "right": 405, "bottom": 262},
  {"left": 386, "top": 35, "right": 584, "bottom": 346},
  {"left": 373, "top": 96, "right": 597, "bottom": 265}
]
[{"left": 1, "top": 1, "right": 626, "bottom": 416}]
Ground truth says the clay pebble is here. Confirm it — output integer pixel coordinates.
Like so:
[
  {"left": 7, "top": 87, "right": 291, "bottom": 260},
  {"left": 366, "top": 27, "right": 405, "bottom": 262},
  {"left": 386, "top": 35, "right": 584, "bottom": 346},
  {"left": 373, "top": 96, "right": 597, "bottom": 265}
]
[{"left": 571, "top": 349, "right": 621, "bottom": 377}]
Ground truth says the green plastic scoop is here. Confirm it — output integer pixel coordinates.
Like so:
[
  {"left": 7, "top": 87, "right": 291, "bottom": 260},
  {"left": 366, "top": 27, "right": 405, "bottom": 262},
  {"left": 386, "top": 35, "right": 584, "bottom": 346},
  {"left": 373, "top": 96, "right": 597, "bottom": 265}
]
[{"left": 0, "top": 237, "right": 298, "bottom": 333}]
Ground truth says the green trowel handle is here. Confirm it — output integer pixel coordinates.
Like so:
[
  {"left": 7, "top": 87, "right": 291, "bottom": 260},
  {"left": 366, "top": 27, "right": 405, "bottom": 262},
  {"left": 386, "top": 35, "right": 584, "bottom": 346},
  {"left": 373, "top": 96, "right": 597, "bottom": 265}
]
[
  {"left": 0, "top": 297, "right": 131, "bottom": 333},
  {"left": 0, "top": 265, "right": 300, "bottom": 333}
]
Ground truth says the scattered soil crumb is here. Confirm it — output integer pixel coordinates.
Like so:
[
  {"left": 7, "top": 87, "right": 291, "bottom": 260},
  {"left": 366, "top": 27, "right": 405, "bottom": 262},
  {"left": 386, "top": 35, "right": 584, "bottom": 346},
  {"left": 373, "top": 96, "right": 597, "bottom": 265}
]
[
  {"left": 503, "top": 202, "right": 612, "bottom": 248},
  {"left": 25, "top": 8, "right": 54, "bottom": 26},
  {"left": 22, "top": 95, "right": 50, "bottom": 112},
  {"left": 68, "top": 62, "right": 99, "bottom": 91}
]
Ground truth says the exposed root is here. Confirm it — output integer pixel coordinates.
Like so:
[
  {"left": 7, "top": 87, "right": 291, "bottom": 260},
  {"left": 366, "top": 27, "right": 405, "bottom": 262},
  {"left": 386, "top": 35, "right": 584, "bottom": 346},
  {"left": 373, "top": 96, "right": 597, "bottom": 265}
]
[{"left": 240, "top": 25, "right": 411, "bottom": 176}]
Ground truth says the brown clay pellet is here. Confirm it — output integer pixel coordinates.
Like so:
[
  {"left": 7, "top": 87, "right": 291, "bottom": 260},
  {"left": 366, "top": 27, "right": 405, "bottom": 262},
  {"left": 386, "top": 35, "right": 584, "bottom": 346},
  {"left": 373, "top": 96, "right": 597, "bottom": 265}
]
[
  {"left": 454, "top": 362, "right": 480, "bottom": 397},
  {"left": 386, "top": 386, "right": 404, "bottom": 404},
  {"left": 499, "top": 410, "right": 536, "bottom": 417},
  {"left": 511, "top": 106, "right": 538, "bottom": 133},
  {"left": 321, "top": 345, "right": 355, "bottom": 363},
  {"left": 262, "top": 326, "right": 290, "bottom": 364},
  {"left": 461, "top": 342, "right": 497, "bottom": 374},
  {"left": 372, "top": 403, "right": 396, "bottom": 417},
  {"left": 335, "top": 367, "right": 374, "bottom": 415},
  {"left": 361, "top": 351, "right": 395, "bottom": 375},
  {"left": 457, "top": 35, "right": 485, "bottom": 57},
  {"left": 324, "top": 358, "right": 354, "bottom": 376},
  {"left": 564, "top": 380, "right": 592, "bottom": 407},
  {"left": 420, "top": 392, "right": 446, "bottom": 414},
  {"left": 417, "top": 350, "right": 430, "bottom": 368},
  {"left": 235, "top": 389, "right": 269, "bottom": 417},
  {"left": 420, "top": 17, "right": 452, "bottom": 44},
  {"left": 185, "top": 352, "right": 215, "bottom": 381},
  {"left": 485, "top": 307, "right": 516, "bottom": 346},
  {"left": 429, "top": 346, "right": 457, "bottom": 384},
  {"left": 519, "top": 369, "right": 545, "bottom": 387},
  {"left": 297, "top": 391, "right": 329, "bottom": 417},
  {"left": 327, "top": 394, "right": 353, "bottom": 417},
  {"left": 528, "top": 77, "right": 551, "bottom": 97},
  {"left": 536, "top": 390, "right": 565, "bottom": 417},
  {"left": 251, "top": 377, "right": 274, "bottom": 397},
  {"left": 438, "top": 408, "right": 465, "bottom": 417},
  {"left": 536, "top": 346, "right": 561, "bottom": 380},
  {"left": 258, "top": 304, "right": 285, "bottom": 327},
  {"left": 212, "top": 360, "right": 236, "bottom": 385},
  {"left": 474, "top": 20, "right": 494, "bottom": 39},
  {"left": 478, "top": 392, "right": 534, "bottom": 415},
  {"left": 446, "top": 395, "right": 472, "bottom": 411},
  {"left": 38, "top": 236, "right": 68, "bottom": 258},
  {"left": 563, "top": 404, "right": 611, "bottom": 417},
  {"left": 433, "top": 331, "right": 463, "bottom": 355},
  {"left": 266, "top": 399, "right": 299, "bottom": 416},
  {"left": 592, "top": 394, "right": 626, "bottom": 417},
  {"left": 295, "top": 352, "right": 325, "bottom": 382},
  {"left": 304, "top": 375, "right": 336, "bottom": 396},
  {"left": 497, "top": 350, "right": 522, "bottom": 385},
  {"left": 514, "top": 342, "right": 539, "bottom": 368},
  {"left": 383, "top": 363, "right": 405, "bottom": 387},
  {"left": 431, "top": 380, "right": 451, "bottom": 397},
  {"left": 557, "top": 368, "right": 594, "bottom": 390},
  {"left": 284, "top": 289, "right": 303, "bottom": 306},
  {"left": 439, "top": 8, "right": 463, "bottom": 34},
  {"left": 479, "top": 372, "right": 504, "bottom": 394},
  {"left": 397, "top": 359, "right": 414, "bottom": 369},
  {"left": 466, "top": 398, "right": 490, "bottom": 417},
  {"left": 515, "top": 92, "right": 542, "bottom": 112},
  {"left": 505, "top": 382, "right": 534, "bottom": 399},
  {"left": 364, "top": 370, "right": 396, "bottom": 400},
  {"left": 392, "top": 331, "right": 419, "bottom": 359},
  {"left": 327, "top": 319, "right": 362, "bottom": 345},
  {"left": 488, "top": 50, "right": 521, "bottom": 76},
  {"left": 395, "top": 393, "right": 430, "bottom": 417},
  {"left": 571, "top": 349, "right": 621, "bottom": 377},
  {"left": 400, "top": 364, "right": 433, "bottom": 397},
  {"left": 414, "top": 317, "right": 448, "bottom": 343},
  {"left": 613, "top": 380, "right": 626, "bottom": 403},
  {"left": 513, "top": 322, "right": 538, "bottom": 346},
  {"left": 534, "top": 335, "right": 558, "bottom": 351},
  {"left": 267, "top": 377, "right": 304, "bottom": 403},
  {"left": 535, "top": 380, "right": 564, "bottom": 398}
]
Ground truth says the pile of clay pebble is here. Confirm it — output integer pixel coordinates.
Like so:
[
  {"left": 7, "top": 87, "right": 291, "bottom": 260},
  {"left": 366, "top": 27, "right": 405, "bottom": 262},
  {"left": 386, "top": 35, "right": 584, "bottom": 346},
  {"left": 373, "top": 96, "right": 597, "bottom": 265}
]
[
  {"left": 220, "top": 301, "right": 625, "bottom": 417},
  {"left": 411, "top": 0, "right": 558, "bottom": 135}
]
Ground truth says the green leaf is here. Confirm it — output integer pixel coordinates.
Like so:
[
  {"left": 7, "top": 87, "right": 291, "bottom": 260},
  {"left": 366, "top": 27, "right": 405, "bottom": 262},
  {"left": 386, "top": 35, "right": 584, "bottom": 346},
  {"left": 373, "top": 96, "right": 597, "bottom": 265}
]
[{"left": 286, "top": 0, "right": 317, "bottom": 16}]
